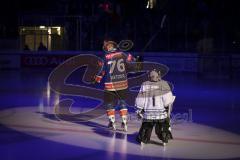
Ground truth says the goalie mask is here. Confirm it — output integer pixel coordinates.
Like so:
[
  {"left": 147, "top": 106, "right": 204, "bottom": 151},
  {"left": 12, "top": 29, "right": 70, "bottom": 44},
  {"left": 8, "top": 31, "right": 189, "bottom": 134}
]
[{"left": 149, "top": 69, "right": 161, "bottom": 82}]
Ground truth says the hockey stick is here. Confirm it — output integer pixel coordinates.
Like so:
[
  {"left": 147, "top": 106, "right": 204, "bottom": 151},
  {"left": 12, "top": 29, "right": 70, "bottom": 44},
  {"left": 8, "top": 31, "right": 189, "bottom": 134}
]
[
  {"left": 133, "top": 14, "right": 167, "bottom": 71},
  {"left": 140, "top": 14, "right": 167, "bottom": 55}
]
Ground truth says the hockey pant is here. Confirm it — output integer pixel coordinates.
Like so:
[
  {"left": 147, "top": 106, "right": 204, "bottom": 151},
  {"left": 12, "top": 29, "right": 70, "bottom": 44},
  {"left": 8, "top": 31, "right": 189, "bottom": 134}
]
[{"left": 104, "top": 89, "right": 128, "bottom": 124}]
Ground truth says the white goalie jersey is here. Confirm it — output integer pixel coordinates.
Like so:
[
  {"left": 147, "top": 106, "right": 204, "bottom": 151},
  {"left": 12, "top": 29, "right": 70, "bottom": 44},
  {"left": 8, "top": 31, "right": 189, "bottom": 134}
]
[{"left": 135, "top": 80, "right": 176, "bottom": 120}]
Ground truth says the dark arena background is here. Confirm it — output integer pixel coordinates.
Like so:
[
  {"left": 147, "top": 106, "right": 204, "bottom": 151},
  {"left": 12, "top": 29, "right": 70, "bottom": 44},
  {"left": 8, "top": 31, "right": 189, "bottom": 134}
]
[{"left": 1, "top": 0, "right": 240, "bottom": 160}]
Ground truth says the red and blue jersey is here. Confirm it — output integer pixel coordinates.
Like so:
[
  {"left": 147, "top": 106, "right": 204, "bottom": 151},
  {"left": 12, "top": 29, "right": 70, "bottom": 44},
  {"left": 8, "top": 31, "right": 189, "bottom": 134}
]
[{"left": 95, "top": 51, "right": 135, "bottom": 91}]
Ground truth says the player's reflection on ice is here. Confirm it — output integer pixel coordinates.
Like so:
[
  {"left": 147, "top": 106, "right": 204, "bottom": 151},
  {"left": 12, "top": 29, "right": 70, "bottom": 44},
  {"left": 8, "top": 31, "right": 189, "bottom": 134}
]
[
  {"left": 106, "top": 132, "right": 127, "bottom": 160},
  {"left": 120, "top": 133, "right": 127, "bottom": 160},
  {"left": 39, "top": 85, "right": 60, "bottom": 114}
]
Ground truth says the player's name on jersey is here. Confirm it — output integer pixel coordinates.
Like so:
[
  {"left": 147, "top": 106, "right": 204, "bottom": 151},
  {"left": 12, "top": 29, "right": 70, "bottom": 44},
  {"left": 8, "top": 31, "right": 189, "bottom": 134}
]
[{"left": 110, "top": 73, "right": 126, "bottom": 80}]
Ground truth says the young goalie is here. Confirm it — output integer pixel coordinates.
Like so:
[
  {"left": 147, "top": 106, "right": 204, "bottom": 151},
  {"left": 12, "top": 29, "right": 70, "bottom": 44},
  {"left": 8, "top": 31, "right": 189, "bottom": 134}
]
[{"left": 135, "top": 69, "right": 175, "bottom": 145}]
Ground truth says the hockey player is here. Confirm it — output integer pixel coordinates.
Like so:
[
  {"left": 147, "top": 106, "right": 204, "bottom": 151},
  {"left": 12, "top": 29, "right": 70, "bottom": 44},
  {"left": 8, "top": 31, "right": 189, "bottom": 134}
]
[
  {"left": 135, "top": 69, "right": 175, "bottom": 145},
  {"left": 94, "top": 39, "right": 135, "bottom": 131}
]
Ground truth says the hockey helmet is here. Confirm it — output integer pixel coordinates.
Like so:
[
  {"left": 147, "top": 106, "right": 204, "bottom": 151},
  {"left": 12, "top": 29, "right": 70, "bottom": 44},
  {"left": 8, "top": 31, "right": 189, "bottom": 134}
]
[
  {"left": 149, "top": 69, "right": 161, "bottom": 81},
  {"left": 103, "top": 40, "right": 118, "bottom": 52}
]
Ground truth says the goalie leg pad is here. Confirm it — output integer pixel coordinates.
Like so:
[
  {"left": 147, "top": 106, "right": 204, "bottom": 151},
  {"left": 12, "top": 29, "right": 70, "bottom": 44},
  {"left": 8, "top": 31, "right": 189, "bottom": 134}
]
[
  {"left": 155, "top": 119, "right": 173, "bottom": 143},
  {"left": 137, "top": 121, "right": 154, "bottom": 143}
]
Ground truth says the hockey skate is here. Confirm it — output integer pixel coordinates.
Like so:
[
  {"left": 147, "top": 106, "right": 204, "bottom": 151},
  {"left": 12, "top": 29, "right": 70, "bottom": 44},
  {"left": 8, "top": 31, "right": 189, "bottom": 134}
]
[
  {"left": 108, "top": 121, "right": 116, "bottom": 131},
  {"left": 121, "top": 115, "right": 128, "bottom": 132},
  {"left": 121, "top": 122, "right": 128, "bottom": 132},
  {"left": 108, "top": 115, "right": 116, "bottom": 131},
  {"left": 162, "top": 142, "right": 167, "bottom": 146}
]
